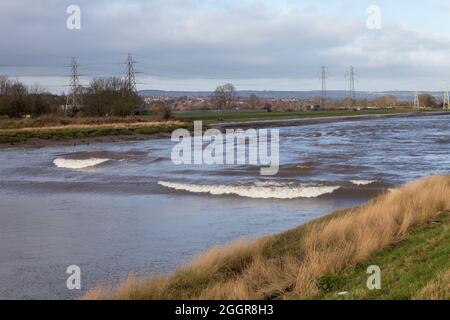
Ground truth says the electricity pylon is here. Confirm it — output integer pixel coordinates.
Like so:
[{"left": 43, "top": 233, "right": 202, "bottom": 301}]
[
  {"left": 65, "top": 57, "right": 82, "bottom": 112},
  {"left": 124, "top": 53, "right": 137, "bottom": 93},
  {"left": 443, "top": 83, "right": 450, "bottom": 110},
  {"left": 348, "top": 66, "right": 356, "bottom": 108},
  {"left": 413, "top": 90, "right": 420, "bottom": 110},
  {"left": 320, "top": 66, "right": 328, "bottom": 109}
]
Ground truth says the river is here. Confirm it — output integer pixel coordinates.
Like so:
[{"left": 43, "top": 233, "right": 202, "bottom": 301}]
[{"left": 0, "top": 114, "right": 449, "bottom": 299}]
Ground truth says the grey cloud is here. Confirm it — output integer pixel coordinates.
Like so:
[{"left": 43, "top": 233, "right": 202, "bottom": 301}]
[{"left": 0, "top": 0, "right": 449, "bottom": 91}]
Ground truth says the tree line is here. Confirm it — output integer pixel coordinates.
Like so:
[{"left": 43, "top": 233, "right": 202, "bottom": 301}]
[
  {"left": 0, "top": 75, "right": 143, "bottom": 118},
  {"left": 0, "top": 75, "right": 445, "bottom": 119},
  {"left": 210, "top": 84, "right": 443, "bottom": 110},
  {"left": 0, "top": 76, "right": 64, "bottom": 118},
  {"left": 82, "top": 77, "right": 142, "bottom": 117}
]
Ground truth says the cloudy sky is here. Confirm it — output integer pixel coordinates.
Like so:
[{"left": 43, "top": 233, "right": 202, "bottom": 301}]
[{"left": 1, "top": 0, "right": 450, "bottom": 93}]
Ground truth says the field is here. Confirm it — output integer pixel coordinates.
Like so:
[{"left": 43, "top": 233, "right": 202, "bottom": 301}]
[
  {"left": 84, "top": 175, "right": 450, "bottom": 300},
  {"left": 172, "top": 108, "right": 414, "bottom": 124}
]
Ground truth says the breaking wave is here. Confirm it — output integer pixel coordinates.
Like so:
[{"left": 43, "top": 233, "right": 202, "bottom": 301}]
[
  {"left": 158, "top": 181, "right": 340, "bottom": 199},
  {"left": 350, "top": 180, "right": 377, "bottom": 186},
  {"left": 53, "top": 158, "right": 110, "bottom": 169}
]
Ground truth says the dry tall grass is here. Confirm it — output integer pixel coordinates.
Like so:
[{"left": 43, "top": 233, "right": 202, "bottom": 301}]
[
  {"left": 84, "top": 175, "right": 450, "bottom": 300},
  {"left": 0, "top": 120, "right": 185, "bottom": 132},
  {"left": 0, "top": 116, "right": 151, "bottom": 130}
]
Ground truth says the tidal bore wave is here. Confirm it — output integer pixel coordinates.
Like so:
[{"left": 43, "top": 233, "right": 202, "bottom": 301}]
[
  {"left": 53, "top": 158, "right": 111, "bottom": 169},
  {"left": 350, "top": 180, "right": 377, "bottom": 186},
  {"left": 158, "top": 181, "right": 341, "bottom": 199}
]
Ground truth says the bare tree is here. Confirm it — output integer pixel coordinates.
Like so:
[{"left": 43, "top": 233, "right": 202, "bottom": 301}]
[
  {"left": 419, "top": 94, "right": 438, "bottom": 109},
  {"left": 248, "top": 93, "right": 260, "bottom": 109},
  {"left": 212, "top": 83, "right": 238, "bottom": 110},
  {"left": 0, "top": 75, "right": 10, "bottom": 96},
  {"left": 83, "top": 77, "right": 142, "bottom": 117},
  {"left": 150, "top": 101, "right": 172, "bottom": 120},
  {"left": 373, "top": 94, "right": 397, "bottom": 108},
  {"left": 27, "top": 85, "right": 52, "bottom": 116},
  {"left": 3, "top": 81, "right": 28, "bottom": 118}
]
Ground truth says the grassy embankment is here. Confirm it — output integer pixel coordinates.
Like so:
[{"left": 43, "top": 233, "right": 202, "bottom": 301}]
[
  {"left": 85, "top": 175, "right": 450, "bottom": 300},
  {"left": 0, "top": 116, "right": 191, "bottom": 144}
]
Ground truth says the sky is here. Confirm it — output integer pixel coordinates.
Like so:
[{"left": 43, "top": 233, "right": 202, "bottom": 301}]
[{"left": 2, "top": 0, "right": 450, "bottom": 93}]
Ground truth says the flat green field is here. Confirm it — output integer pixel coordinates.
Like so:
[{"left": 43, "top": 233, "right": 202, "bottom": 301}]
[{"left": 172, "top": 109, "right": 414, "bottom": 124}]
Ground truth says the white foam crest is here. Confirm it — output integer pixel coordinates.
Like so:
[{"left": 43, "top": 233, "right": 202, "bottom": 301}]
[
  {"left": 53, "top": 158, "right": 110, "bottom": 169},
  {"left": 350, "top": 180, "right": 376, "bottom": 186},
  {"left": 158, "top": 181, "right": 340, "bottom": 199}
]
